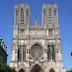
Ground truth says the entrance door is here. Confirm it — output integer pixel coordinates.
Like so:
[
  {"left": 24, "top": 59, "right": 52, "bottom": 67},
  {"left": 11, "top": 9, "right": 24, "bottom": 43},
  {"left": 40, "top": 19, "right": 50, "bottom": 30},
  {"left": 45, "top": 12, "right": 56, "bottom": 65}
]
[
  {"left": 19, "top": 69, "right": 25, "bottom": 72},
  {"left": 50, "top": 69, "right": 55, "bottom": 72},
  {"left": 30, "top": 64, "right": 43, "bottom": 72}
]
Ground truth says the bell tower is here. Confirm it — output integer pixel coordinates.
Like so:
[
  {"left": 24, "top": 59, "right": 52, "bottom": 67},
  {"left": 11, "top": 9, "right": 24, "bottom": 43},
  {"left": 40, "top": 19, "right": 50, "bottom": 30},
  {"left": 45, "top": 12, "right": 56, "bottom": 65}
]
[
  {"left": 42, "top": 4, "right": 61, "bottom": 62},
  {"left": 10, "top": 4, "right": 30, "bottom": 71}
]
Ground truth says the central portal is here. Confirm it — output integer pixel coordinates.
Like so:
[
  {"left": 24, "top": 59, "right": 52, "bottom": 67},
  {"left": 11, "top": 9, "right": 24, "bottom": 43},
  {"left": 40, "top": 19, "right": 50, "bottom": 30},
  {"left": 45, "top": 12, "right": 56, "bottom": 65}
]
[
  {"left": 19, "top": 69, "right": 25, "bottom": 72},
  {"left": 30, "top": 64, "right": 43, "bottom": 72}
]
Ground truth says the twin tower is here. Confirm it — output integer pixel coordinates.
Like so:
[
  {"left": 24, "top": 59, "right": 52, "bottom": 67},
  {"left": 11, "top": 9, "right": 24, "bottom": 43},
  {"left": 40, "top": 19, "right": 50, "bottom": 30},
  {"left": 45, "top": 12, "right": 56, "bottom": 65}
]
[{"left": 10, "top": 4, "right": 66, "bottom": 72}]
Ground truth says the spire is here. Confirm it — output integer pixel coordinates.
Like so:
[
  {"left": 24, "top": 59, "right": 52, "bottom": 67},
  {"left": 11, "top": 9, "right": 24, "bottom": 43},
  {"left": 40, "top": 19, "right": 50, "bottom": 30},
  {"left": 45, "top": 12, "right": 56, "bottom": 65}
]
[{"left": 34, "top": 20, "right": 39, "bottom": 28}]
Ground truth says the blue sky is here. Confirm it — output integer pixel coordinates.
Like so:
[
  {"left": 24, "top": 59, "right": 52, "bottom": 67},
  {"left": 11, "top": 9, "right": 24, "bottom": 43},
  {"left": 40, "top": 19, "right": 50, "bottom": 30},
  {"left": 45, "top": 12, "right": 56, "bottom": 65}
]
[{"left": 0, "top": 0, "right": 72, "bottom": 70}]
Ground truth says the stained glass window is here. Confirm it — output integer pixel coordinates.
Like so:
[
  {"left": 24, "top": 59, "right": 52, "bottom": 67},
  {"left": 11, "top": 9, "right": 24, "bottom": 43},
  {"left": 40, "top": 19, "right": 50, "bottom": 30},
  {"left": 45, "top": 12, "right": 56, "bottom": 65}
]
[
  {"left": 47, "top": 45, "right": 51, "bottom": 61},
  {"left": 18, "top": 48, "right": 21, "bottom": 62},
  {"left": 30, "top": 44, "right": 43, "bottom": 59},
  {"left": 47, "top": 44, "right": 55, "bottom": 62}
]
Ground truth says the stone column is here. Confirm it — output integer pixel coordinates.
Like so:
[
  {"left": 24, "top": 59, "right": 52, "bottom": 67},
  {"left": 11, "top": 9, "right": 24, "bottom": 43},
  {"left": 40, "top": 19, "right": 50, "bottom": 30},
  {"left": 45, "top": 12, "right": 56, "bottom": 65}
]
[{"left": 21, "top": 48, "right": 23, "bottom": 62}]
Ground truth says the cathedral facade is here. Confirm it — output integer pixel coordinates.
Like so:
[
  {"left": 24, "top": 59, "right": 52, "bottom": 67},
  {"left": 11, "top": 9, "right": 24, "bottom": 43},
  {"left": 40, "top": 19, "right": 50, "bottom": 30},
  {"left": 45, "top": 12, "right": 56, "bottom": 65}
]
[{"left": 10, "top": 4, "right": 66, "bottom": 72}]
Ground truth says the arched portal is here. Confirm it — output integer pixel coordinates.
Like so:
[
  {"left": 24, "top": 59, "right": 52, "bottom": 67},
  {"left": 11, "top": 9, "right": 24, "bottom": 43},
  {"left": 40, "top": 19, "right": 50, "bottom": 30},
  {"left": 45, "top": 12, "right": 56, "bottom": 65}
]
[
  {"left": 30, "top": 64, "right": 43, "bottom": 72},
  {"left": 49, "top": 68, "right": 55, "bottom": 72},
  {"left": 19, "top": 69, "right": 25, "bottom": 72}
]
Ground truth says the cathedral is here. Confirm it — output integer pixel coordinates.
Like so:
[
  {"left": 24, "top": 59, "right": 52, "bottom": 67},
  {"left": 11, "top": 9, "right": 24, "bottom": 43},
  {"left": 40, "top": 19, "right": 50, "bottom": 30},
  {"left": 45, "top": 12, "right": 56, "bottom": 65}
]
[{"left": 10, "top": 4, "right": 66, "bottom": 72}]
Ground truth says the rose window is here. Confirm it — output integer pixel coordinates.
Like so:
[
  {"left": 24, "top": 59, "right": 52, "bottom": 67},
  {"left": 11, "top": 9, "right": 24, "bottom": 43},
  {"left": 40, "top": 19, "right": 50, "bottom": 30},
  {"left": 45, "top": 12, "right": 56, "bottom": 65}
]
[{"left": 30, "top": 44, "right": 43, "bottom": 59}]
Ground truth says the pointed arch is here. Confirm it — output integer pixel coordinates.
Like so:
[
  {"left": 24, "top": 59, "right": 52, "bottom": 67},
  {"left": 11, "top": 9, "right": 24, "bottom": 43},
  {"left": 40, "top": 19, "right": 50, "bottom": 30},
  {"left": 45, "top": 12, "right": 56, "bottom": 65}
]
[
  {"left": 30, "top": 64, "right": 43, "bottom": 72},
  {"left": 47, "top": 44, "right": 56, "bottom": 62},
  {"left": 31, "top": 42, "right": 43, "bottom": 48},
  {"left": 20, "top": 8, "right": 24, "bottom": 24},
  {"left": 19, "top": 69, "right": 25, "bottom": 72},
  {"left": 18, "top": 48, "right": 21, "bottom": 62},
  {"left": 49, "top": 8, "right": 51, "bottom": 16},
  {"left": 49, "top": 68, "right": 55, "bottom": 72}
]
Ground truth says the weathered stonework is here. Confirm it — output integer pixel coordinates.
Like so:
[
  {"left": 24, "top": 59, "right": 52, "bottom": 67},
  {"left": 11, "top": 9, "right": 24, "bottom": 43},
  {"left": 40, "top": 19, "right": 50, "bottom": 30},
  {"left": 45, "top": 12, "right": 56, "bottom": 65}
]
[{"left": 10, "top": 4, "right": 66, "bottom": 72}]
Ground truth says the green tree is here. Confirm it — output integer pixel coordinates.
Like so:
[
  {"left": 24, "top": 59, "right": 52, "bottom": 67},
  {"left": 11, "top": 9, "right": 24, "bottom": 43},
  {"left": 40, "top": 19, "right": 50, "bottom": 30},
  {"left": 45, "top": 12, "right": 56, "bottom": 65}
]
[
  {"left": 0, "top": 63, "right": 16, "bottom": 72},
  {"left": 67, "top": 69, "right": 72, "bottom": 72}
]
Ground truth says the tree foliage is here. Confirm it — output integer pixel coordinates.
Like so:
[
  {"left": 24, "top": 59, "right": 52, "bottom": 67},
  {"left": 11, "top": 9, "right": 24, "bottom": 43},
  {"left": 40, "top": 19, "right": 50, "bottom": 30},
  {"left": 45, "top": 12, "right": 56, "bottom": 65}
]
[
  {"left": 0, "top": 63, "right": 16, "bottom": 72},
  {"left": 67, "top": 69, "right": 72, "bottom": 72}
]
